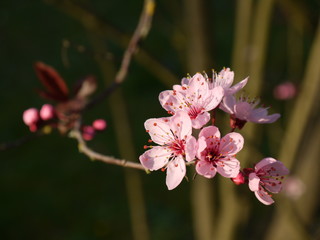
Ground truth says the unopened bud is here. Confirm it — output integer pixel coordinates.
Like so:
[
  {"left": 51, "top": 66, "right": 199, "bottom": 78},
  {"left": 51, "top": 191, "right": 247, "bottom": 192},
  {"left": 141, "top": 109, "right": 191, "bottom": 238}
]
[
  {"left": 231, "top": 171, "right": 246, "bottom": 185},
  {"left": 23, "top": 108, "right": 39, "bottom": 126},
  {"left": 40, "top": 104, "right": 55, "bottom": 121},
  {"left": 92, "top": 119, "right": 107, "bottom": 131},
  {"left": 82, "top": 125, "right": 96, "bottom": 141}
]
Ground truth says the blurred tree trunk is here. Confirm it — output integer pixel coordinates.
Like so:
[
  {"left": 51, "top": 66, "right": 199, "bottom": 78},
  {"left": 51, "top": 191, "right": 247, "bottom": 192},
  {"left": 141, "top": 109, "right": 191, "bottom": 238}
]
[
  {"left": 184, "top": 0, "right": 215, "bottom": 240},
  {"left": 88, "top": 34, "right": 150, "bottom": 240}
]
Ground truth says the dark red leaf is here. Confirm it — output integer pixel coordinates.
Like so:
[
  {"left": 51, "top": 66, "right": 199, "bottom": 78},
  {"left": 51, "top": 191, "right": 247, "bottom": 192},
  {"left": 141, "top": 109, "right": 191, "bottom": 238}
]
[{"left": 34, "top": 62, "right": 69, "bottom": 102}]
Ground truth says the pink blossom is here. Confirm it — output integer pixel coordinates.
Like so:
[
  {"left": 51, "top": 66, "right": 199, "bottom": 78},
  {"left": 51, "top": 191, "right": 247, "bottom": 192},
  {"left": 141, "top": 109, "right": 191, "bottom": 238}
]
[
  {"left": 273, "top": 82, "right": 297, "bottom": 100},
  {"left": 159, "top": 73, "right": 224, "bottom": 129},
  {"left": 248, "top": 158, "right": 289, "bottom": 205},
  {"left": 40, "top": 104, "right": 55, "bottom": 121},
  {"left": 220, "top": 95, "right": 280, "bottom": 129},
  {"left": 92, "top": 119, "right": 107, "bottom": 131},
  {"left": 209, "top": 68, "right": 248, "bottom": 95},
  {"left": 196, "top": 126, "right": 244, "bottom": 179},
  {"left": 23, "top": 108, "right": 39, "bottom": 130},
  {"left": 139, "top": 111, "right": 196, "bottom": 190}
]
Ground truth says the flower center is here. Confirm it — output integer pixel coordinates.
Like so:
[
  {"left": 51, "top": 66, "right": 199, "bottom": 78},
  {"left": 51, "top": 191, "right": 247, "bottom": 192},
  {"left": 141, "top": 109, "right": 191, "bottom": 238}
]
[
  {"left": 188, "top": 106, "right": 201, "bottom": 119},
  {"left": 169, "top": 139, "right": 186, "bottom": 156}
]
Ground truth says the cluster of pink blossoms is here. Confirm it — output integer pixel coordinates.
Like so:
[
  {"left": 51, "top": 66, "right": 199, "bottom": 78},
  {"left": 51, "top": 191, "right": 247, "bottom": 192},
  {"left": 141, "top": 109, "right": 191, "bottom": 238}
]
[{"left": 139, "top": 68, "right": 289, "bottom": 205}]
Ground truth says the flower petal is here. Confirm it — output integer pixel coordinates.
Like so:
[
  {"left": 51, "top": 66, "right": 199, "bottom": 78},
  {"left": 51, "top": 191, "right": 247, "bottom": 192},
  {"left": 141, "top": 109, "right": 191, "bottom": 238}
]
[
  {"left": 205, "top": 86, "right": 224, "bottom": 111},
  {"left": 196, "top": 160, "right": 217, "bottom": 178},
  {"left": 166, "top": 156, "right": 186, "bottom": 190},
  {"left": 263, "top": 178, "right": 283, "bottom": 193},
  {"left": 234, "top": 101, "right": 252, "bottom": 121},
  {"left": 185, "top": 136, "right": 197, "bottom": 162},
  {"left": 197, "top": 136, "right": 207, "bottom": 160},
  {"left": 254, "top": 188, "right": 275, "bottom": 205},
  {"left": 219, "top": 132, "right": 244, "bottom": 155},
  {"left": 139, "top": 146, "right": 171, "bottom": 170},
  {"left": 169, "top": 111, "right": 192, "bottom": 140},
  {"left": 192, "top": 111, "right": 210, "bottom": 129},
  {"left": 145, "top": 118, "right": 174, "bottom": 145},
  {"left": 216, "top": 157, "right": 240, "bottom": 178},
  {"left": 249, "top": 108, "right": 280, "bottom": 123},
  {"left": 255, "top": 157, "right": 277, "bottom": 171},
  {"left": 248, "top": 173, "right": 260, "bottom": 191},
  {"left": 227, "top": 77, "right": 248, "bottom": 95},
  {"left": 220, "top": 95, "right": 236, "bottom": 114}
]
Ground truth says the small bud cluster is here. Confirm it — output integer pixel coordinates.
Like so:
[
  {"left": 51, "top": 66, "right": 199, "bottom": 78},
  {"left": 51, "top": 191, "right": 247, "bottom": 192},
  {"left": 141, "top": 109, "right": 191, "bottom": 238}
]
[
  {"left": 139, "top": 68, "right": 289, "bottom": 205},
  {"left": 23, "top": 105, "right": 107, "bottom": 141},
  {"left": 23, "top": 104, "right": 56, "bottom": 132}
]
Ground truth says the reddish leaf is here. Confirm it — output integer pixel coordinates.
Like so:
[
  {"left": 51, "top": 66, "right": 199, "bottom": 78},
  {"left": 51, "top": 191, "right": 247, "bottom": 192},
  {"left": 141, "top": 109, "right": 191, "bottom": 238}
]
[{"left": 34, "top": 62, "right": 69, "bottom": 102}]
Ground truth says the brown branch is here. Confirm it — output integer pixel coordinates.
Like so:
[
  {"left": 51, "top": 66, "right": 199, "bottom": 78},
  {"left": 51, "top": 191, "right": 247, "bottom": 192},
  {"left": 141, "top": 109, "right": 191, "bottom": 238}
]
[
  {"left": 70, "top": 124, "right": 146, "bottom": 171},
  {"left": 0, "top": 132, "right": 43, "bottom": 151},
  {"left": 46, "top": 0, "right": 178, "bottom": 87},
  {"left": 85, "top": 0, "right": 155, "bottom": 110}
]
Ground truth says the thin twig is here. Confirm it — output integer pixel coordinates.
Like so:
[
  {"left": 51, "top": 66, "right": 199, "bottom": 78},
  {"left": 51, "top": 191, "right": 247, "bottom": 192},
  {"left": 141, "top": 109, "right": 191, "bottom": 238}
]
[
  {"left": 71, "top": 123, "right": 146, "bottom": 171},
  {"left": 0, "top": 132, "right": 43, "bottom": 151},
  {"left": 85, "top": 0, "right": 155, "bottom": 110}
]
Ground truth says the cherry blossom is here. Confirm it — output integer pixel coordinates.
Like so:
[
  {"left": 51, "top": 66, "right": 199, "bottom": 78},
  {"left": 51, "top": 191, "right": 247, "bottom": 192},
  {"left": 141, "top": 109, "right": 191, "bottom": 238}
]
[
  {"left": 139, "top": 111, "right": 196, "bottom": 190},
  {"left": 209, "top": 68, "right": 248, "bottom": 95},
  {"left": 220, "top": 95, "right": 280, "bottom": 129},
  {"left": 159, "top": 73, "right": 224, "bottom": 129},
  {"left": 196, "top": 126, "right": 244, "bottom": 179},
  {"left": 248, "top": 158, "right": 289, "bottom": 205}
]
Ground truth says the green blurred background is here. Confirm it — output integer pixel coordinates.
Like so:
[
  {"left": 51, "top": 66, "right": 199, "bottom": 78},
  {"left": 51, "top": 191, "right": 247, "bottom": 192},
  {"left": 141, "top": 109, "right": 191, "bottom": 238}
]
[{"left": 1, "top": 0, "right": 319, "bottom": 239}]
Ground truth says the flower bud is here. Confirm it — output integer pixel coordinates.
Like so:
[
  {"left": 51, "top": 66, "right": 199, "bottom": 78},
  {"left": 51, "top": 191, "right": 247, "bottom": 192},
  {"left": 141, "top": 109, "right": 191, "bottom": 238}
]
[
  {"left": 82, "top": 125, "right": 96, "bottom": 141},
  {"left": 92, "top": 119, "right": 107, "bottom": 131},
  {"left": 231, "top": 171, "right": 246, "bottom": 185},
  {"left": 23, "top": 108, "right": 39, "bottom": 126},
  {"left": 40, "top": 104, "right": 55, "bottom": 121}
]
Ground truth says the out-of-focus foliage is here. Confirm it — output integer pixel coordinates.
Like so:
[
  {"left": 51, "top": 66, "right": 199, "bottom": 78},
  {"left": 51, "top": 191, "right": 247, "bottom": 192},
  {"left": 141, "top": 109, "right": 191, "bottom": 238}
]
[{"left": 0, "top": 0, "right": 319, "bottom": 240}]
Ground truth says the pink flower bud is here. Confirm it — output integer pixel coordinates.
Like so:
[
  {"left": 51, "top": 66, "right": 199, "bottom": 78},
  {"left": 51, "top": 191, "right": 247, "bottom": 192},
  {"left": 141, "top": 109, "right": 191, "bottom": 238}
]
[
  {"left": 92, "top": 119, "right": 107, "bottom": 131},
  {"left": 23, "top": 108, "right": 39, "bottom": 126},
  {"left": 29, "top": 124, "right": 38, "bottom": 132},
  {"left": 40, "top": 104, "right": 55, "bottom": 121},
  {"left": 231, "top": 171, "right": 246, "bottom": 185},
  {"left": 82, "top": 125, "right": 96, "bottom": 141}
]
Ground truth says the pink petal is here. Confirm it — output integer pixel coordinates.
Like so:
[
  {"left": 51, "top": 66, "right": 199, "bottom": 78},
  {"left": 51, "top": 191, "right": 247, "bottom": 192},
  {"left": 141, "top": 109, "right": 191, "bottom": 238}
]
[
  {"left": 261, "top": 161, "right": 290, "bottom": 176},
  {"left": 219, "top": 132, "right": 244, "bottom": 155},
  {"left": 249, "top": 108, "right": 280, "bottom": 123},
  {"left": 254, "top": 189, "right": 275, "bottom": 205},
  {"left": 196, "top": 160, "right": 217, "bottom": 178},
  {"left": 169, "top": 111, "right": 192, "bottom": 140},
  {"left": 192, "top": 112, "right": 210, "bottom": 129},
  {"left": 218, "top": 68, "right": 234, "bottom": 88},
  {"left": 216, "top": 157, "right": 240, "bottom": 178},
  {"left": 263, "top": 178, "right": 283, "bottom": 193},
  {"left": 205, "top": 86, "right": 224, "bottom": 111},
  {"left": 255, "top": 157, "right": 277, "bottom": 171},
  {"left": 158, "top": 90, "right": 180, "bottom": 113},
  {"left": 227, "top": 77, "right": 248, "bottom": 95},
  {"left": 185, "top": 136, "right": 197, "bottom": 162},
  {"left": 248, "top": 173, "right": 260, "bottom": 191},
  {"left": 145, "top": 118, "right": 174, "bottom": 145},
  {"left": 199, "top": 126, "right": 221, "bottom": 142},
  {"left": 196, "top": 136, "right": 207, "bottom": 160},
  {"left": 166, "top": 156, "right": 186, "bottom": 190},
  {"left": 139, "top": 146, "right": 171, "bottom": 170},
  {"left": 234, "top": 102, "right": 252, "bottom": 120},
  {"left": 220, "top": 95, "right": 236, "bottom": 114}
]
